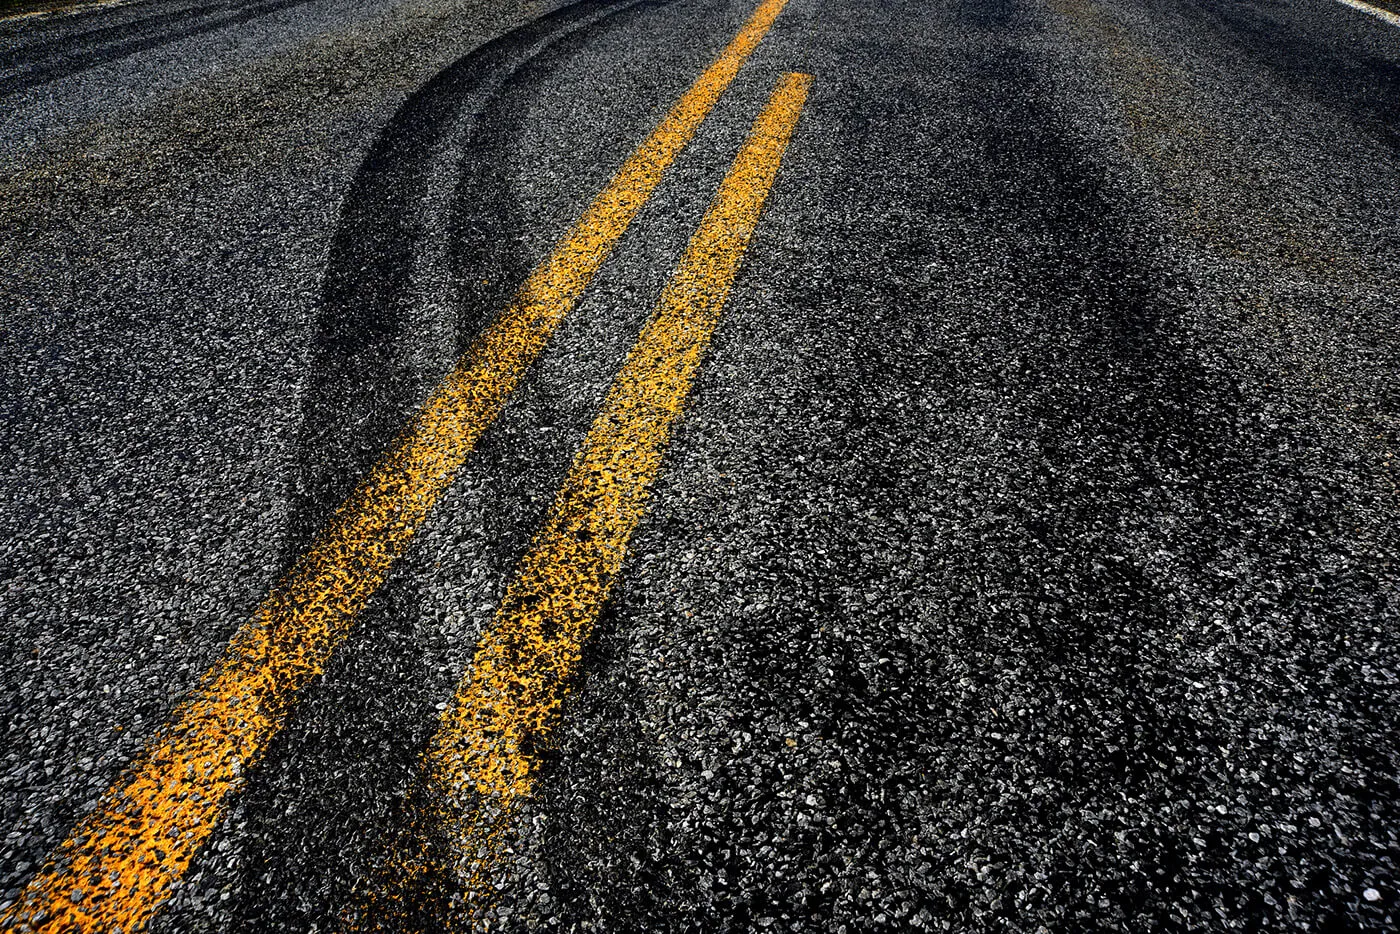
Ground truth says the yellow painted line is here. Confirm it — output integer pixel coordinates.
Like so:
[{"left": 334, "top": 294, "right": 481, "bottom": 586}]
[
  {"left": 1334, "top": 0, "right": 1400, "bottom": 28},
  {"left": 0, "top": 1, "right": 791, "bottom": 931},
  {"left": 418, "top": 70, "right": 812, "bottom": 911}
]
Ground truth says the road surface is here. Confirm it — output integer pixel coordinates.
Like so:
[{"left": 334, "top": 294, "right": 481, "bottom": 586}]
[{"left": 1, "top": 0, "right": 1398, "bottom": 929}]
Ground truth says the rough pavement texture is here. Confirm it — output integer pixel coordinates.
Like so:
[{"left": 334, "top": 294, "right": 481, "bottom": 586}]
[{"left": 1, "top": 0, "right": 1396, "bottom": 929}]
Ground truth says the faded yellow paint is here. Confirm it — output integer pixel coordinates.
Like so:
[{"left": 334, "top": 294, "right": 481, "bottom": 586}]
[
  {"left": 421, "top": 70, "right": 812, "bottom": 914},
  {"left": 0, "top": 2, "right": 791, "bottom": 932}
]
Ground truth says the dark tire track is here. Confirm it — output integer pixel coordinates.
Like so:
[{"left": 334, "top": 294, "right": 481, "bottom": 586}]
[
  {"left": 925, "top": 1, "right": 1397, "bottom": 926},
  {"left": 288, "top": 0, "right": 644, "bottom": 554},
  {"left": 223, "top": 3, "right": 659, "bottom": 931},
  {"left": 441, "top": 0, "right": 676, "bottom": 586}
]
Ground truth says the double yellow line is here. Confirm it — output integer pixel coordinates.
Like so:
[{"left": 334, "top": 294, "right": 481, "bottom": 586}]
[
  {"left": 1, "top": 1, "right": 808, "bottom": 931},
  {"left": 347, "top": 69, "right": 811, "bottom": 930},
  {"left": 420, "top": 67, "right": 811, "bottom": 912}
]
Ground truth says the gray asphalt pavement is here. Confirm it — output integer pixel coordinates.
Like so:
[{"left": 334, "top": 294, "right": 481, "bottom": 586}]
[{"left": 1, "top": 0, "right": 1398, "bottom": 929}]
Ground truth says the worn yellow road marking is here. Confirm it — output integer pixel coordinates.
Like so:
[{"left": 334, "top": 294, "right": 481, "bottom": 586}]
[
  {"left": 0, "top": 2, "right": 790, "bottom": 931},
  {"left": 419, "top": 70, "right": 812, "bottom": 913}
]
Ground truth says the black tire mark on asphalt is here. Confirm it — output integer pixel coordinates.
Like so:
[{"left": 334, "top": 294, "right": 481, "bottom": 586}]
[
  {"left": 223, "top": 2, "right": 659, "bottom": 931},
  {"left": 288, "top": 0, "right": 643, "bottom": 554},
  {"left": 931, "top": 0, "right": 1276, "bottom": 922},
  {"left": 0, "top": 0, "right": 319, "bottom": 98}
]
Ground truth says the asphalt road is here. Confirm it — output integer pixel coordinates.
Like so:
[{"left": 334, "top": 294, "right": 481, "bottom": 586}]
[{"left": 2, "top": 0, "right": 1399, "bottom": 929}]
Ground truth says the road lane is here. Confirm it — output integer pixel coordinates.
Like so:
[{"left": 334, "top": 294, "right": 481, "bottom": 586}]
[
  {"left": 444, "top": 0, "right": 1398, "bottom": 929},
  {"left": 1, "top": 0, "right": 1397, "bottom": 930}
]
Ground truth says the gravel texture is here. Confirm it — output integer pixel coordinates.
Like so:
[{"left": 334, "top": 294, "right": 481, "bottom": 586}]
[{"left": 1, "top": 0, "right": 1397, "bottom": 929}]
